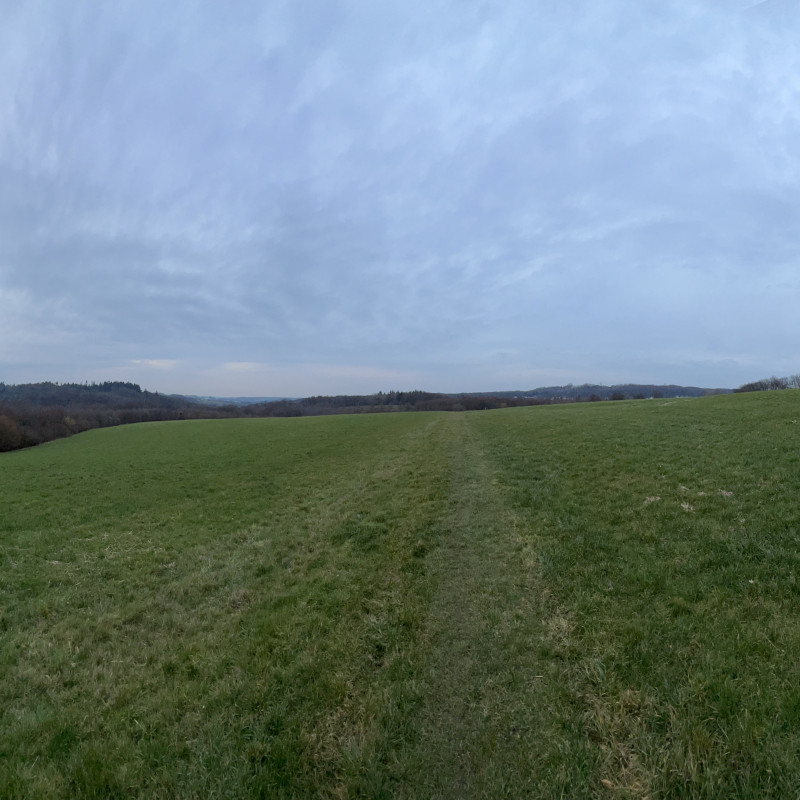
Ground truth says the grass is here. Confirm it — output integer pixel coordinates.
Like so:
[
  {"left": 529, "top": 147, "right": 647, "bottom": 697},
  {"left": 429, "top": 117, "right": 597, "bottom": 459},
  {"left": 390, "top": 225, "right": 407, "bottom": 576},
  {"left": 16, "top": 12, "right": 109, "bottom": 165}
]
[
  {"left": 471, "top": 392, "right": 800, "bottom": 797},
  {"left": 1, "top": 392, "right": 800, "bottom": 797}
]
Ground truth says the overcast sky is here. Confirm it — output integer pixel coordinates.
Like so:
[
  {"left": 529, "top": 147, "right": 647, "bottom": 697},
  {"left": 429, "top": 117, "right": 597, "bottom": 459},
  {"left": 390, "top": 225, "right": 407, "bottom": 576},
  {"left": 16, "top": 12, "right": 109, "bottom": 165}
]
[{"left": 1, "top": 1, "right": 798, "bottom": 396}]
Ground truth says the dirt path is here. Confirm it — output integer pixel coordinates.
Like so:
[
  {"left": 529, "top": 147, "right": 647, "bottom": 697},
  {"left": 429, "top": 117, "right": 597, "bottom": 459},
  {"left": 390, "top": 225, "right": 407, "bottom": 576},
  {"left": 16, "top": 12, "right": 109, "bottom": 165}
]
[{"left": 399, "top": 413, "right": 557, "bottom": 799}]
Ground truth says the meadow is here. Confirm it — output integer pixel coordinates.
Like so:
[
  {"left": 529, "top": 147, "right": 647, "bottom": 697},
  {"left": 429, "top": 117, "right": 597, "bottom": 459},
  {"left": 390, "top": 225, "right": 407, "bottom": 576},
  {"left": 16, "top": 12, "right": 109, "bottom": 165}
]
[{"left": 1, "top": 391, "right": 799, "bottom": 798}]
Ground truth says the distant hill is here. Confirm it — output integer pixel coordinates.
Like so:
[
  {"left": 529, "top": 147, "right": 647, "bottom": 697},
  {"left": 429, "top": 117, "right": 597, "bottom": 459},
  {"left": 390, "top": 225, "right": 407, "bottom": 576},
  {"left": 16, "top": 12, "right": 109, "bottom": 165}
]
[
  {"left": 463, "top": 384, "right": 731, "bottom": 401},
  {"left": 0, "top": 381, "right": 206, "bottom": 452},
  {"left": 184, "top": 395, "right": 295, "bottom": 406},
  {"left": 0, "top": 381, "right": 190, "bottom": 409}
]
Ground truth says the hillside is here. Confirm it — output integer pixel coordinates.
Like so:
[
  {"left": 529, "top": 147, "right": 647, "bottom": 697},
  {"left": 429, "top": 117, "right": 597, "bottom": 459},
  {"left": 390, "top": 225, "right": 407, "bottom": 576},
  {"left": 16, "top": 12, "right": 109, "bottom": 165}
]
[
  {"left": 0, "top": 382, "right": 208, "bottom": 452},
  {"left": 2, "top": 392, "right": 800, "bottom": 796},
  {"left": 470, "top": 383, "right": 730, "bottom": 401},
  {"left": 0, "top": 380, "right": 185, "bottom": 408},
  {"left": 0, "top": 379, "right": 744, "bottom": 453}
]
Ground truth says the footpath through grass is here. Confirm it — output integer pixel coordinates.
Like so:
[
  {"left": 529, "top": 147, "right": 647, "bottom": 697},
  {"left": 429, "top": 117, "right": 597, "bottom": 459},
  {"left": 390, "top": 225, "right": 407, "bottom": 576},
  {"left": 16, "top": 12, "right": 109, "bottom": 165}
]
[{"left": 2, "top": 392, "right": 800, "bottom": 797}]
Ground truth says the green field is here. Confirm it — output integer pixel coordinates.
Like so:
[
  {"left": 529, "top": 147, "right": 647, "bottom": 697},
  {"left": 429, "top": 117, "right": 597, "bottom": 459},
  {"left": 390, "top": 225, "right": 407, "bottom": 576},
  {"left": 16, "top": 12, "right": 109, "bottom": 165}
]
[{"left": 2, "top": 392, "right": 800, "bottom": 798}]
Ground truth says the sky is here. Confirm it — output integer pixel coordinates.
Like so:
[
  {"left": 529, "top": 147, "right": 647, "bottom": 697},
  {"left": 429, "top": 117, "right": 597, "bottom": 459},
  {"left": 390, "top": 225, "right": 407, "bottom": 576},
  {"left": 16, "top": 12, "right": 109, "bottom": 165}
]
[{"left": 1, "top": 0, "right": 799, "bottom": 396}]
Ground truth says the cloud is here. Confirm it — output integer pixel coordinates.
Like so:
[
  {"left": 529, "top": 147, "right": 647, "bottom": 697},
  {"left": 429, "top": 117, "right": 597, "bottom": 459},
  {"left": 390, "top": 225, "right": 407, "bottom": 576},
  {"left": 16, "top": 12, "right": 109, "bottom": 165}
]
[
  {"left": 193, "top": 360, "right": 423, "bottom": 397},
  {"left": 131, "top": 359, "right": 178, "bottom": 370},
  {"left": 1, "top": 1, "right": 798, "bottom": 394}
]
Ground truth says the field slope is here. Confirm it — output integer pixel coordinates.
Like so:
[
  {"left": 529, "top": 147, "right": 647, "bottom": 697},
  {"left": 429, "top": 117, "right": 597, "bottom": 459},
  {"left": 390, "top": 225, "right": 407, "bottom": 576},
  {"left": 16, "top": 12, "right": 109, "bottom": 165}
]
[{"left": 2, "top": 392, "right": 800, "bottom": 797}]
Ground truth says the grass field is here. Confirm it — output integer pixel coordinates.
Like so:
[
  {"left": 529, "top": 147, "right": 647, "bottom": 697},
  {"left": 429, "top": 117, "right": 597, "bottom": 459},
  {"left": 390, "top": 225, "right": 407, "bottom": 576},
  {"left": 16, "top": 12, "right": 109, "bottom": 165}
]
[{"left": 2, "top": 392, "right": 800, "bottom": 798}]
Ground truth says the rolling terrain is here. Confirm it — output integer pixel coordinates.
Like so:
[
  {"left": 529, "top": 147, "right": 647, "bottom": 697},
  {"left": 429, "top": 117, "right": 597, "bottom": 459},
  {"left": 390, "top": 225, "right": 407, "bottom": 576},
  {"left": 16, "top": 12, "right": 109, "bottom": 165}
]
[{"left": 2, "top": 392, "right": 800, "bottom": 797}]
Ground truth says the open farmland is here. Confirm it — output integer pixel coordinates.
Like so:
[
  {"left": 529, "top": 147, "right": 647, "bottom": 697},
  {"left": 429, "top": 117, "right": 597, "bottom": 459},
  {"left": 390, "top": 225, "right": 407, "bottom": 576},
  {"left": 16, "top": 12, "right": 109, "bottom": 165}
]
[{"left": 2, "top": 392, "right": 800, "bottom": 798}]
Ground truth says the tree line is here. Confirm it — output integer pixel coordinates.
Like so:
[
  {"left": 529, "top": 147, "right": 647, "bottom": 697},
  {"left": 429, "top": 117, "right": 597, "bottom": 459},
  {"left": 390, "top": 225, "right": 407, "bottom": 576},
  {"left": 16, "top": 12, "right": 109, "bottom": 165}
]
[
  {"left": 734, "top": 374, "right": 800, "bottom": 393},
  {"left": 0, "top": 382, "right": 226, "bottom": 452}
]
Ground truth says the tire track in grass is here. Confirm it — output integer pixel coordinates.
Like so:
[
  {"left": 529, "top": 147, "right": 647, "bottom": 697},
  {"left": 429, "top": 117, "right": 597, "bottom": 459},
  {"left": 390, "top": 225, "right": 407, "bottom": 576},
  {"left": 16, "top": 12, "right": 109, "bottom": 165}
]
[{"left": 404, "top": 413, "right": 587, "bottom": 799}]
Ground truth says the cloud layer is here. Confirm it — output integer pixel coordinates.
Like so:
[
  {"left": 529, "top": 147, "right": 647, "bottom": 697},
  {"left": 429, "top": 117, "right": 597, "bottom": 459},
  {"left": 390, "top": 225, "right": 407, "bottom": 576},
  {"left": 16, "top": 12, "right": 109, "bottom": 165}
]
[{"left": 1, "top": 0, "right": 798, "bottom": 394}]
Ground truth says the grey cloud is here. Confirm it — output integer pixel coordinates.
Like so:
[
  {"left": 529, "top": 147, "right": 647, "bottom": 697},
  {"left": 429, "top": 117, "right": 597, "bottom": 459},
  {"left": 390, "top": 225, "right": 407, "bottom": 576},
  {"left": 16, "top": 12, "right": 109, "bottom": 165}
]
[{"left": 1, "top": 1, "right": 798, "bottom": 393}]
